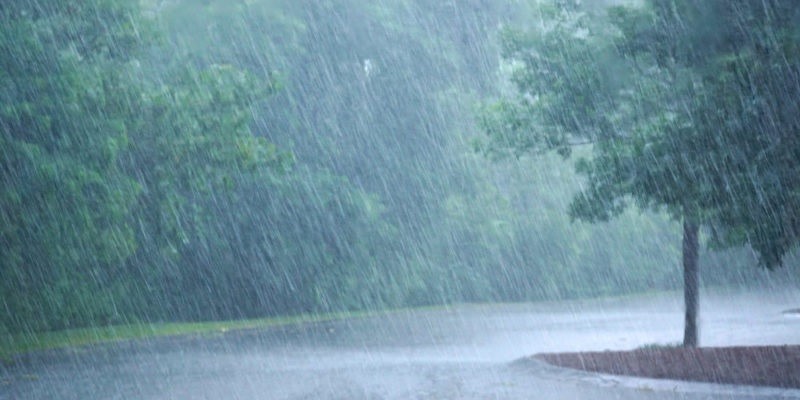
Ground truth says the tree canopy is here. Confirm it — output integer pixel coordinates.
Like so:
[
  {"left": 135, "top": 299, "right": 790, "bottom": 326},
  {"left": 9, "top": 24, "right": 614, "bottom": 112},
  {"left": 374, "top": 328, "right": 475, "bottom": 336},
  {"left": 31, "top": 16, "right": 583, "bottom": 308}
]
[
  {"left": 483, "top": 0, "right": 800, "bottom": 267},
  {"left": 0, "top": 0, "right": 286, "bottom": 332}
]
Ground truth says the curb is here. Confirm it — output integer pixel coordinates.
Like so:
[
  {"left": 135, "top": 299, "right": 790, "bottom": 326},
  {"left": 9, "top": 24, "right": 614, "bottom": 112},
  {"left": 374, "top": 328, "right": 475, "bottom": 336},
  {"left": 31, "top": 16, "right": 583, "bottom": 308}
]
[{"left": 513, "top": 357, "right": 800, "bottom": 398}]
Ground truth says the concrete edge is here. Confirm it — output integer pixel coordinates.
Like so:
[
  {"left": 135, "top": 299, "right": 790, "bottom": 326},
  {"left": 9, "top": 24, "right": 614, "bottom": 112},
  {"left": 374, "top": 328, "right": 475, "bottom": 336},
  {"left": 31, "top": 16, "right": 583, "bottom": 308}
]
[{"left": 512, "top": 356, "right": 800, "bottom": 398}]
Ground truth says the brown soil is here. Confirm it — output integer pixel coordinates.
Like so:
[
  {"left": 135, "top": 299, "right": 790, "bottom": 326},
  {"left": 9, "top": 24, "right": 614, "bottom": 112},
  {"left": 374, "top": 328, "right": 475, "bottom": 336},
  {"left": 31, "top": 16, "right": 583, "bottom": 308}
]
[{"left": 536, "top": 345, "right": 800, "bottom": 389}]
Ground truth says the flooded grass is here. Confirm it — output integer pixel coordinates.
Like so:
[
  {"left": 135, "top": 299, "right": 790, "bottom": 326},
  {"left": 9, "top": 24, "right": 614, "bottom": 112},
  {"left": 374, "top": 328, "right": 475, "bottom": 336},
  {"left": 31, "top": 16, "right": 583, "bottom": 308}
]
[
  {"left": 0, "top": 311, "right": 375, "bottom": 362},
  {"left": 0, "top": 304, "right": 455, "bottom": 362}
]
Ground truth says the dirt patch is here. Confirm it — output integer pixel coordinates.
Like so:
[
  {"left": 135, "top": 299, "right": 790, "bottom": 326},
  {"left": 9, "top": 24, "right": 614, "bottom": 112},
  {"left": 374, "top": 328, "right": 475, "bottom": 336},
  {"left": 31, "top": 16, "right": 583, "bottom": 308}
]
[{"left": 536, "top": 345, "right": 800, "bottom": 389}]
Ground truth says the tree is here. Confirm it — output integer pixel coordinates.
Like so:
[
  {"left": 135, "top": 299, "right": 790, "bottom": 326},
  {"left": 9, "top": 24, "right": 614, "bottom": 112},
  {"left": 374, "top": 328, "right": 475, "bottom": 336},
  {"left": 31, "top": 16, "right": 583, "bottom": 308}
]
[
  {"left": 0, "top": 0, "right": 288, "bottom": 332},
  {"left": 481, "top": 0, "right": 800, "bottom": 347},
  {"left": 607, "top": 0, "right": 800, "bottom": 345},
  {"left": 0, "top": 1, "right": 145, "bottom": 332}
]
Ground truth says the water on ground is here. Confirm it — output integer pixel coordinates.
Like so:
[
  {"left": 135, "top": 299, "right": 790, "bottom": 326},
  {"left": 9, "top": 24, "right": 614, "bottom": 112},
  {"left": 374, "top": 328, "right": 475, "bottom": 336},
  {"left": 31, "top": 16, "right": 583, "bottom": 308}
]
[{"left": 2, "top": 289, "right": 799, "bottom": 399}]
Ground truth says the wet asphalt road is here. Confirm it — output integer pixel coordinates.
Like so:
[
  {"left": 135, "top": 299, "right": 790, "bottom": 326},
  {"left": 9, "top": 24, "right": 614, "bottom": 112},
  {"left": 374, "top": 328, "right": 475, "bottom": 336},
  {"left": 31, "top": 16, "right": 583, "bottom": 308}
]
[{"left": 2, "top": 289, "right": 799, "bottom": 400}]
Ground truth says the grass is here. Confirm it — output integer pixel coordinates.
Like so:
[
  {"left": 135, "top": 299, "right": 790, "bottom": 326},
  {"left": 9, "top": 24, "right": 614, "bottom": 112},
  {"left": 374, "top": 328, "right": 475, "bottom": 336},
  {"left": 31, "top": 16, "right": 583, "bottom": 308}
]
[
  {"left": 0, "top": 310, "right": 377, "bottom": 363},
  {"left": 635, "top": 342, "right": 682, "bottom": 351}
]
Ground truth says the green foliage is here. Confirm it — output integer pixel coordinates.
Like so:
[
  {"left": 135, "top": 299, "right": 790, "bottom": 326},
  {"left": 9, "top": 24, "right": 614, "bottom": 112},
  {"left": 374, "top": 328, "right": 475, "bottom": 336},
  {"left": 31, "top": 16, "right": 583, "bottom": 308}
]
[
  {"left": 0, "top": 0, "right": 287, "bottom": 333},
  {"left": 606, "top": 0, "right": 800, "bottom": 267},
  {"left": 483, "top": 0, "right": 800, "bottom": 268},
  {"left": 4, "top": 0, "right": 795, "bottom": 338},
  {"left": 1, "top": 1, "right": 145, "bottom": 333}
]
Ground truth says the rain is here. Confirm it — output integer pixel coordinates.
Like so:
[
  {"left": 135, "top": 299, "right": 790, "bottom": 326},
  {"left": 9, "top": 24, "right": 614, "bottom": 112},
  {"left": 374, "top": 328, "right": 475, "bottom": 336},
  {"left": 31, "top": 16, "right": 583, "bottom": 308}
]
[{"left": 1, "top": 0, "right": 799, "bottom": 399}]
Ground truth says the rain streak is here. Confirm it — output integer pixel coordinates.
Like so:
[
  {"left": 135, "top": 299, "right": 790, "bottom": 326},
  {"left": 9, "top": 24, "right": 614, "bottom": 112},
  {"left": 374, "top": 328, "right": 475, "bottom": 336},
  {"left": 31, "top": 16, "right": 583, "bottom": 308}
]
[{"left": 1, "top": 1, "right": 799, "bottom": 399}]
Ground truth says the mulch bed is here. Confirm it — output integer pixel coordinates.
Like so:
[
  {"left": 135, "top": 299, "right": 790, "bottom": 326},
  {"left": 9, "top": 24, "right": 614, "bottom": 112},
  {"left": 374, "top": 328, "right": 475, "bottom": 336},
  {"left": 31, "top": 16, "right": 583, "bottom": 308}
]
[{"left": 536, "top": 345, "right": 800, "bottom": 389}]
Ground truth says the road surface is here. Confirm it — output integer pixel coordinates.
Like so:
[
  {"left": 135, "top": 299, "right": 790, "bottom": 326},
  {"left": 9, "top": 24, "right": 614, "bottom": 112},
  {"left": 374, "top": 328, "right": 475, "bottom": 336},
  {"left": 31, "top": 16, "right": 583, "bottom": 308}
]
[{"left": 2, "top": 289, "right": 799, "bottom": 399}]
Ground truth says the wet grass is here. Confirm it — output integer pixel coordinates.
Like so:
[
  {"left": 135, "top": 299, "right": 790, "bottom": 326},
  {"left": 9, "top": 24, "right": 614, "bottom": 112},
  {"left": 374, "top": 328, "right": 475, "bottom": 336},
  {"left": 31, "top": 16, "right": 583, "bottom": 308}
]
[
  {"left": 0, "top": 310, "right": 377, "bottom": 363},
  {"left": 635, "top": 342, "right": 682, "bottom": 350}
]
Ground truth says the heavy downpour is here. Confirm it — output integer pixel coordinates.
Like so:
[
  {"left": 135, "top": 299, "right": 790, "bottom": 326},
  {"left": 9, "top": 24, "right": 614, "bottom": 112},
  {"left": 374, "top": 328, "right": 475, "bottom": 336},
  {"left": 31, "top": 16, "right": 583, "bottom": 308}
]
[{"left": 1, "top": 1, "right": 799, "bottom": 399}]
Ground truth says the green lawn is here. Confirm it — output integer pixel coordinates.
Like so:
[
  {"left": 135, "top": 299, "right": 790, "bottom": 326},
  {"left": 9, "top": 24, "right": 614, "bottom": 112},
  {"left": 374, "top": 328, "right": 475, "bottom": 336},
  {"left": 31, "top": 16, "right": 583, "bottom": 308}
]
[{"left": 0, "top": 310, "right": 374, "bottom": 362}]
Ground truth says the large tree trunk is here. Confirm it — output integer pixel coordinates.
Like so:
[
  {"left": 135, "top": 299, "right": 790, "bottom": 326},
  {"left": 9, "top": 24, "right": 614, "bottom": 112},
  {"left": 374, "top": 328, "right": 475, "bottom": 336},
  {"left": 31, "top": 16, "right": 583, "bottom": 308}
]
[{"left": 682, "top": 219, "right": 700, "bottom": 347}]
